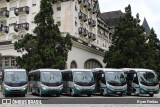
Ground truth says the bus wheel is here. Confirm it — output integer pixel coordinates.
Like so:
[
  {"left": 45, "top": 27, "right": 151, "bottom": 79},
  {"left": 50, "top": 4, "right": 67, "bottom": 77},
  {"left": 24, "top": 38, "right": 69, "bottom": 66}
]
[
  {"left": 149, "top": 94, "right": 154, "bottom": 97},
  {"left": 87, "top": 94, "right": 91, "bottom": 97},
  {"left": 127, "top": 93, "right": 131, "bottom": 96},
  {"left": 5, "top": 94, "right": 8, "bottom": 97},
  {"left": 22, "top": 94, "right": 25, "bottom": 97},
  {"left": 118, "top": 94, "right": 123, "bottom": 96},
  {"left": 56, "top": 94, "right": 60, "bottom": 97}
]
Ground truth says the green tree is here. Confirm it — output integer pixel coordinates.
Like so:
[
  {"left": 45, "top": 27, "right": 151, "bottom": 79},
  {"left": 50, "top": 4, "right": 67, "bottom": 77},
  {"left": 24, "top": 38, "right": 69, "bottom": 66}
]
[
  {"left": 103, "top": 5, "right": 147, "bottom": 68},
  {"left": 145, "top": 28, "right": 160, "bottom": 75},
  {"left": 14, "top": 0, "right": 72, "bottom": 71}
]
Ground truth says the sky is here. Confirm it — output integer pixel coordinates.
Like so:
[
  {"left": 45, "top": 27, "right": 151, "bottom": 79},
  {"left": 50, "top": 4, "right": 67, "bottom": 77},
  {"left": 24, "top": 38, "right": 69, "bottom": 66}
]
[{"left": 98, "top": 0, "right": 160, "bottom": 39}]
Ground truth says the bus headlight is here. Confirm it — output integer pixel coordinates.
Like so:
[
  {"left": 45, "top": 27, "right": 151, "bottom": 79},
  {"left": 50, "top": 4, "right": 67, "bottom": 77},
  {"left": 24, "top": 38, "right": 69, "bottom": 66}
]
[
  {"left": 22, "top": 87, "right": 26, "bottom": 90},
  {"left": 5, "top": 87, "right": 9, "bottom": 90},
  {"left": 42, "top": 87, "right": 47, "bottom": 90}
]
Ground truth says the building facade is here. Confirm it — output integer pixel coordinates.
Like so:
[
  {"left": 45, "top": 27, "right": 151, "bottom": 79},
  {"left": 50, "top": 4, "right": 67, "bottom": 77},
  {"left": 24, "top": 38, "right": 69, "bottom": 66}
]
[{"left": 0, "top": 0, "right": 112, "bottom": 69}]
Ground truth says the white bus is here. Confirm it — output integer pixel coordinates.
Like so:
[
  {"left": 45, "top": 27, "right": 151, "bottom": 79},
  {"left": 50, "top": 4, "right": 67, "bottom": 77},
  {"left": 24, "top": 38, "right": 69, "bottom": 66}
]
[
  {"left": 92, "top": 68, "right": 127, "bottom": 96},
  {"left": 61, "top": 69, "right": 95, "bottom": 97},
  {"left": 122, "top": 68, "right": 159, "bottom": 97},
  {"left": 29, "top": 69, "right": 63, "bottom": 97},
  {"left": 2, "top": 69, "right": 28, "bottom": 97}
]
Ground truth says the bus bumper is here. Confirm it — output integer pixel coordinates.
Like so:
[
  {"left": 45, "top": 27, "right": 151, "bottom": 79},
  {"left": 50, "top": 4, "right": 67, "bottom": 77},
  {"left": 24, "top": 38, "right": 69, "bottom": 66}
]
[
  {"left": 140, "top": 88, "right": 159, "bottom": 94},
  {"left": 4, "top": 88, "right": 27, "bottom": 95},
  {"left": 40, "top": 88, "right": 63, "bottom": 95},
  {"left": 106, "top": 88, "right": 126, "bottom": 95},
  {"left": 73, "top": 87, "right": 95, "bottom": 95}
]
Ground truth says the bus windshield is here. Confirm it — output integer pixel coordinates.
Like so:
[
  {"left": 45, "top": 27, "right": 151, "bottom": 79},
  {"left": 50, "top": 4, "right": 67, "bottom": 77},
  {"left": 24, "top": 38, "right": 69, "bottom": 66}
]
[
  {"left": 73, "top": 71, "right": 94, "bottom": 84},
  {"left": 105, "top": 71, "right": 126, "bottom": 86},
  {"left": 41, "top": 71, "right": 62, "bottom": 84},
  {"left": 138, "top": 71, "right": 158, "bottom": 85},
  {"left": 4, "top": 71, "right": 27, "bottom": 86}
]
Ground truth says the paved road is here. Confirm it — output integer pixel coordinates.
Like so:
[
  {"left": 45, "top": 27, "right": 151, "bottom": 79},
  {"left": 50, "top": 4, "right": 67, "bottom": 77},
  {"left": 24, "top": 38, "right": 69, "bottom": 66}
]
[
  {"left": 0, "top": 92, "right": 160, "bottom": 104},
  {"left": 0, "top": 92, "right": 160, "bottom": 98}
]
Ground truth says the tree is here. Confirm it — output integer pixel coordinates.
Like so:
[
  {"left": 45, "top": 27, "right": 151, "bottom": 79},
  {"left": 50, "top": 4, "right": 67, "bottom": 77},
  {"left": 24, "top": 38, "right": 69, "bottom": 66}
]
[
  {"left": 103, "top": 5, "right": 148, "bottom": 68},
  {"left": 145, "top": 28, "right": 160, "bottom": 76},
  {"left": 14, "top": 0, "right": 72, "bottom": 71}
]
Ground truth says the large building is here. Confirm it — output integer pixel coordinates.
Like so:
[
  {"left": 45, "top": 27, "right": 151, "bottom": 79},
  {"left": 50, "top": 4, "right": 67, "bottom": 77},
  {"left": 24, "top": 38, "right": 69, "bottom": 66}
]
[{"left": 0, "top": 0, "right": 113, "bottom": 69}]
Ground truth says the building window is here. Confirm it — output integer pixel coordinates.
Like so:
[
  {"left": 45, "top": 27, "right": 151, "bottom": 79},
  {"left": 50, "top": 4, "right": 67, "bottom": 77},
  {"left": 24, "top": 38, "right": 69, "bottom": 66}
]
[
  {"left": 4, "top": 57, "right": 10, "bottom": 67},
  {"left": 32, "top": 0, "right": 37, "bottom": 6},
  {"left": 57, "top": 17, "right": 61, "bottom": 26},
  {"left": 57, "top": 4, "right": 61, "bottom": 11},
  {"left": 75, "top": 2, "right": 77, "bottom": 11},
  {"left": 57, "top": 7, "right": 61, "bottom": 11},
  {"left": 57, "top": 21, "right": 61, "bottom": 26},
  {"left": 2, "top": 56, "right": 16, "bottom": 67},
  {"left": 75, "top": 21, "right": 77, "bottom": 27},
  {"left": 11, "top": 57, "right": 16, "bottom": 66},
  {"left": 70, "top": 61, "right": 77, "bottom": 68},
  {"left": 84, "top": 59, "right": 102, "bottom": 69}
]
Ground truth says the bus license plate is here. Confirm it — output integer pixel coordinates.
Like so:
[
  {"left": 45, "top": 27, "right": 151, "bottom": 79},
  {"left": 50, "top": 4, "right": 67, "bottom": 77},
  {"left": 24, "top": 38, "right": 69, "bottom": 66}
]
[
  {"left": 117, "top": 92, "right": 121, "bottom": 94},
  {"left": 149, "top": 92, "right": 153, "bottom": 94}
]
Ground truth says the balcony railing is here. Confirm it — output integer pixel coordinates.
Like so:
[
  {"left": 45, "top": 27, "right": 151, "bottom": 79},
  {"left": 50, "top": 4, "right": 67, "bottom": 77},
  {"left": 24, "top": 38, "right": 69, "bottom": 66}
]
[
  {"left": 14, "top": 6, "right": 30, "bottom": 16},
  {"left": 0, "top": 10, "right": 9, "bottom": 18},
  {"left": 92, "top": 7, "right": 97, "bottom": 14},
  {"left": 93, "top": 0, "right": 98, "bottom": 3},
  {"left": 0, "top": 26, "right": 9, "bottom": 33},
  {"left": 0, "top": 40, "right": 12, "bottom": 46},
  {"left": 78, "top": 11, "right": 88, "bottom": 22},
  {"left": 78, "top": 27, "right": 88, "bottom": 37},
  {"left": 88, "top": 18, "right": 96, "bottom": 27},
  {"left": 78, "top": 0, "right": 89, "bottom": 8},
  {"left": 78, "top": 12, "right": 88, "bottom": 22},
  {"left": 88, "top": 32, "right": 93, "bottom": 39},
  {"left": 87, "top": 3, "right": 93, "bottom": 11},
  {"left": 82, "top": 0, "right": 89, "bottom": 8},
  {"left": 88, "top": 32, "right": 96, "bottom": 41},
  {"left": 14, "top": 23, "right": 29, "bottom": 32},
  {"left": 92, "top": 34, "right": 96, "bottom": 41},
  {"left": 6, "top": 0, "right": 10, "bottom": 2},
  {"left": 52, "top": 0, "right": 63, "bottom": 4}
]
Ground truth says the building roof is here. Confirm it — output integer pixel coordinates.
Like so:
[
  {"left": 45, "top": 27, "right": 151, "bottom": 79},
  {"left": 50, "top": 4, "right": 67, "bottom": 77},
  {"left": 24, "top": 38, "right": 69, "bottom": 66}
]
[
  {"left": 101, "top": 10, "right": 124, "bottom": 26},
  {"left": 142, "top": 17, "right": 151, "bottom": 36}
]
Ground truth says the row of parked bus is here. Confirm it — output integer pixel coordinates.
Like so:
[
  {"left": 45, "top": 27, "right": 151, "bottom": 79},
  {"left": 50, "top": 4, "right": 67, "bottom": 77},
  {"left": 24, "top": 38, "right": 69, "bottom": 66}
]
[{"left": 1, "top": 68, "right": 159, "bottom": 97}]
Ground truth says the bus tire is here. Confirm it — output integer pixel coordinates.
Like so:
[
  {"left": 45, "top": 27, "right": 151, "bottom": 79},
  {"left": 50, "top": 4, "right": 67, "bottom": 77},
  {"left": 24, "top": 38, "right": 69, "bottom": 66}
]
[
  {"left": 56, "top": 94, "right": 60, "bottom": 97},
  {"left": 22, "top": 94, "right": 25, "bottom": 97},
  {"left": 118, "top": 94, "right": 123, "bottom": 96},
  {"left": 5, "top": 94, "right": 8, "bottom": 97},
  {"left": 127, "top": 93, "right": 131, "bottom": 96},
  {"left": 149, "top": 94, "right": 154, "bottom": 97},
  {"left": 87, "top": 94, "right": 91, "bottom": 97}
]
